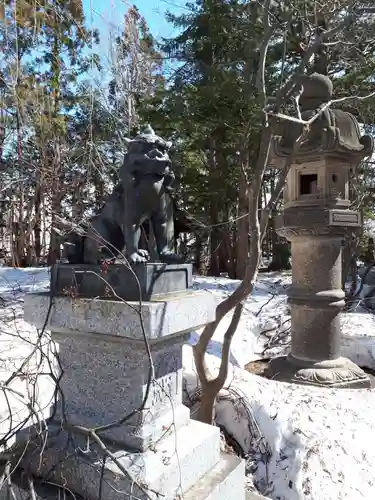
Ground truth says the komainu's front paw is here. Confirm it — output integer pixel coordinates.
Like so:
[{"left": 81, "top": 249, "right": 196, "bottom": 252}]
[
  {"left": 128, "top": 252, "right": 148, "bottom": 264},
  {"left": 137, "top": 249, "right": 150, "bottom": 258}
]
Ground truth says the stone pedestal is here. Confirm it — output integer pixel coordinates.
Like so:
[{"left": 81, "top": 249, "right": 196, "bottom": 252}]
[
  {"left": 51, "top": 262, "right": 192, "bottom": 302},
  {"left": 267, "top": 209, "right": 370, "bottom": 388},
  {"left": 21, "top": 289, "right": 246, "bottom": 500}
]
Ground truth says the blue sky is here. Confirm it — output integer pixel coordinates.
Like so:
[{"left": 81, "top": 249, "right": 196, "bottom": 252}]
[
  {"left": 80, "top": 0, "right": 188, "bottom": 84},
  {"left": 82, "top": 0, "right": 186, "bottom": 55}
]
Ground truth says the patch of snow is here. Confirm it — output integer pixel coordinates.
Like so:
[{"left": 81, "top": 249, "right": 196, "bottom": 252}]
[
  {"left": 341, "top": 312, "right": 375, "bottom": 369},
  {"left": 185, "top": 274, "right": 375, "bottom": 500},
  {"left": 0, "top": 267, "right": 55, "bottom": 452},
  {"left": 189, "top": 274, "right": 291, "bottom": 367},
  {"left": 183, "top": 345, "right": 375, "bottom": 500},
  {"left": 191, "top": 274, "right": 375, "bottom": 371}
]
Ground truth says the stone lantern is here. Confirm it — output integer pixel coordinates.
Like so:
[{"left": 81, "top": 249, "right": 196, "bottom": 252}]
[{"left": 267, "top": 73, "right": 374, "bottom": 388}]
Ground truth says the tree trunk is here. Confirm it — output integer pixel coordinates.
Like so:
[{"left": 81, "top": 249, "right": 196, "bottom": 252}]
[
  {"left": 48, "top": 196, "right": 62, "bottom": 265},
  {"left": 198, "top": 390, "right": 216, "bottom": 424},
  {"left": 34, "top": 177, "right": 42, "bottom": 262},
  {"left": 195, "top": 235, "right": 203, "bottom": 274},
  {"left": 342, "top": 234, "right": 358, "bottom": 292},
  {"left": 223, "top": 228, "right": 236, "bottom": 279},
  {"left": 72, "top": 176, "right": 84, "bottom": 221},
  {"left": 209, "top": 223, "right": 221, "bottom": 277},
  {"left": 18, "top": 187, "right": 26, "bottom": 265},
  {"left": 47, "top": 25, "right": 63, "bottom": 266},
  {"left": 42, "top": 198, "right": 48, "bottom": 262},
  {"left": 236, "top": 174, "right": 249, "bottom": 279},
  {"left": 193, "top": 123, "right": 274, "bottom": 425},
  {"left": 93, "top": 173, "right": 105, "bottom": 211},
  {"left": 195, "top": 234, "right": 209, "bottom": 275},
  {"left": 269, "top": 239, "right": 291, "bottom": 270},
  {"left": 207, "top": 138, "right": 222, "bottom": 276},
  {"left": 48, "top": 142, "right": 63, "bottom": 265}
]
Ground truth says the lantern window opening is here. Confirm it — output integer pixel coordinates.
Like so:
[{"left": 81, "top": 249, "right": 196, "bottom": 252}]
[{"left": 299, "top": 173, "right": 318, "bottom": 196}]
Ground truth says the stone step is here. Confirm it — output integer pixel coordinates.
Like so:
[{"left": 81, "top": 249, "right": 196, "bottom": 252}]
[
  {"left": 184, "top": 452, "right": 246, "bottom": 500},
  {"left": 123, "top": 418, "right": 222, "bottom": 496},
  {"left": 0, "top": 463, "right": 267, "bottom": 500},
  {"left": 19, "top": 419, "right": 222, "bottom": 500}
]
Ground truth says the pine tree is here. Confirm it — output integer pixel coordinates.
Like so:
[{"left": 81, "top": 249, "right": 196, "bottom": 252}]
[{"left": 145, "top": 0, "right": 270, "bottom": 277}]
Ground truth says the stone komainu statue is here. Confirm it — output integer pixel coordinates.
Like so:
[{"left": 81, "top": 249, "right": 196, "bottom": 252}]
[{"left": 65, "top": 125, "right": 182, "bottom": 265}]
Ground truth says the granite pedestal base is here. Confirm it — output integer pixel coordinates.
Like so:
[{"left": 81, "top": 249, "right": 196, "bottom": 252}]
[
  {"left": 22, "top": 291, "right": 247, "bottom": 500},
  {"left": 15, "top": 421, "right": 245, "bottom": 500},
  {"left": 24, "top": 291, "right": 215, "bottom": 449},
  {"left": 267, "top": 355, "right": 371, "bottom": 388}
]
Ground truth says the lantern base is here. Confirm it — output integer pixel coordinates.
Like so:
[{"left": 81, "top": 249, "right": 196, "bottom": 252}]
[{"left": 266, "top": 355, "right": 371, "bottom": 389}]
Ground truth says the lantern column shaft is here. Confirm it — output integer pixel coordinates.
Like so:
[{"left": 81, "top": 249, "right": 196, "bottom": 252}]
[
  {"left": 266, "top": 206, "right": 371, "bottom": 388},
  {"left": 289, "top": 235, "right": 343, "bottom": 363}
]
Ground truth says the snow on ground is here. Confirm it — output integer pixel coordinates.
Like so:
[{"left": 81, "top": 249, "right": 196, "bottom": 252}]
[
  {"left": 184, "top": 347, "right": 375, "bottom": 500},
  {"left": 1, "top": 267, "right": 375, "bottom": 499},
  {"left": 0, "top": 267, "right": 54, "bottom": 452},
  {"left": 190, "top": 273, "right": 292, "bottom": 366},
  {"left": 191, "top": 272, "right": 375, "bottom": 368},
  {"left": 186, "top": 273, "right": 375, "bottom": 500},
  {"left": 341, "top": 311, "right": 375, "bottom": 370}
]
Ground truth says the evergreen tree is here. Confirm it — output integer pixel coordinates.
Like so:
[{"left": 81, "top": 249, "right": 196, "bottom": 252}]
[{"left": 139, "top": 0, "right": 375, "bottom": 278}]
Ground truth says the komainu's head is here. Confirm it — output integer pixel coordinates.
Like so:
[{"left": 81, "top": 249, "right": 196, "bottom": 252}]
[{"left": 124, "top": 125, "right": 173, "bottom": 177}]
